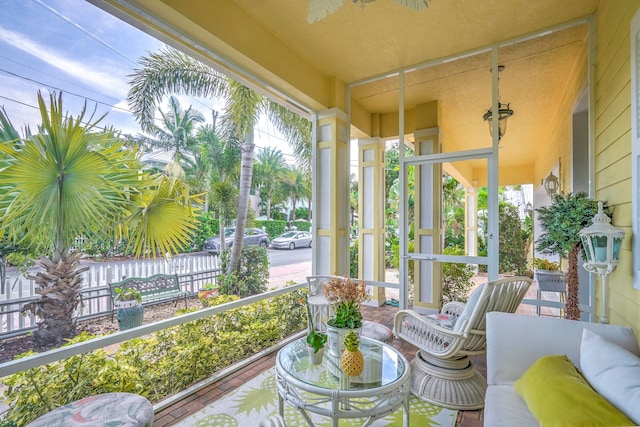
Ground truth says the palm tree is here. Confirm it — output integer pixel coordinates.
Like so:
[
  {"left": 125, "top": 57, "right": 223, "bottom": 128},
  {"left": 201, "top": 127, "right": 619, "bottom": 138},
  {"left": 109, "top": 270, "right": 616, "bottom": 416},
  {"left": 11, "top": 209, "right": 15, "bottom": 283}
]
[
  {"left": 253, "top": 147, "right": 287, "bottom": 218},
  {"left": 197, "top": 121, "right": 241, "bottom": 250},
  {"left": 138, "top": 95, "right": 204, "bottom": 178},
  {"left": 0, "top": 92, "right": 198, "bottom": 349},
  {"left": 127, "top": 47, "right": 310, "bottom": 273},
  {"left": 279, "top": 166, "right": 310, "bottom": 221}
]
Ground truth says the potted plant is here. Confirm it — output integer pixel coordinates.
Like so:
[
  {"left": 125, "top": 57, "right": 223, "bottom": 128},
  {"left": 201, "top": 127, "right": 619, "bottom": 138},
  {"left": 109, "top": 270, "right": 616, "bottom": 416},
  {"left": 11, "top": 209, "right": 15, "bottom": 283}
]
[
  {"left": 114, "top": 287, "right": 143, "bottom": 330},
  {"left": 323, "top": 277, "right": 369, "bottom": 356},
  {"left": 535, "top": 192, "right": 603, "bottom": 320},
  {"left": 305, "top": 298, "right": 327, "bottom": 364},
  {"left": 197, "top": 282, "right": 220, "bottom": 306}
]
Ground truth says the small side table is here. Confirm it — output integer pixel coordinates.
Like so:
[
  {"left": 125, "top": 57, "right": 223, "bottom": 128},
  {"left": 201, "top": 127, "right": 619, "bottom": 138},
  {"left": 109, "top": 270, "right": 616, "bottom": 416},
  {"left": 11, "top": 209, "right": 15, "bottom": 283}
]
[{"left": 26, "top": 392, "right": 153, "bottom": 427}]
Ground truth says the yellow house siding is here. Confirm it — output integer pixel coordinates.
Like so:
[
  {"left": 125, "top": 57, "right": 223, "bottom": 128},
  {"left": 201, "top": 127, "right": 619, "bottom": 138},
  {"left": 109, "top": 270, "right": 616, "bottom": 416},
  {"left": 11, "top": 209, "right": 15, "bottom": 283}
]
[{"left": 594, "top": 0, "right": 640, "bottom": 336}]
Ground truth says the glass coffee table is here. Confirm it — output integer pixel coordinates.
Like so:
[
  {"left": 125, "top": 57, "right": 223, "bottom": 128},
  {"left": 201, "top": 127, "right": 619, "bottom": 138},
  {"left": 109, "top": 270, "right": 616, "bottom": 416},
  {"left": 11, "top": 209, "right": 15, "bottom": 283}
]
[{"left": 275, "top": 336, "right": 410, "bottom": 427}]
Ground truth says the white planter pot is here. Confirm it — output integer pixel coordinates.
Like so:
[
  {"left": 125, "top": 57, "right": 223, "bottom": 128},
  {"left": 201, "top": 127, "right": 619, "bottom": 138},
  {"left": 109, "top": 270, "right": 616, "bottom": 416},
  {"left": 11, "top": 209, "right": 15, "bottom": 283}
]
[
  {"left": 307, "top": 345, "right": 324, "bottom": 365},
  {"left": 326, "top": 324, "right": 361, "bottom": 357}
]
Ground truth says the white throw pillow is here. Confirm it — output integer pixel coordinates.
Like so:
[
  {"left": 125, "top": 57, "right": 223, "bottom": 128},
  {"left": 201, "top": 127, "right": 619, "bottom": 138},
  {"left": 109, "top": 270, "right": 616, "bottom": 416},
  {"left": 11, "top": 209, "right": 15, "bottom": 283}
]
[
  {"left": 580, "top": 328, "right": 640, "bottom": 425},
  {"left": 453, "top": 283, "right": 485, "bottom": 333}
]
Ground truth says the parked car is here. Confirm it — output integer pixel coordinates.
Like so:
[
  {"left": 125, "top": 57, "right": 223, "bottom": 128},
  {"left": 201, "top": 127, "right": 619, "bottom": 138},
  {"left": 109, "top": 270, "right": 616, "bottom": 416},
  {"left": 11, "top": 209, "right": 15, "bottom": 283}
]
[
  {"left": 203, "top": 227, "right": 270, "bottom": 255},
  {"left": 270, "top": 231, "right": 312, "bottom": 250}
]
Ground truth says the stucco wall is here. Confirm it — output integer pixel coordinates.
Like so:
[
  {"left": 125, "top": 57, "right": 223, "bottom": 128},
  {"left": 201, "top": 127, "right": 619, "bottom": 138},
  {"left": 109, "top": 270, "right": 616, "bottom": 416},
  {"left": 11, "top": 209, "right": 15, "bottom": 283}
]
[{"left": 595, "top": 0, "right": 640, "bottom": 335}]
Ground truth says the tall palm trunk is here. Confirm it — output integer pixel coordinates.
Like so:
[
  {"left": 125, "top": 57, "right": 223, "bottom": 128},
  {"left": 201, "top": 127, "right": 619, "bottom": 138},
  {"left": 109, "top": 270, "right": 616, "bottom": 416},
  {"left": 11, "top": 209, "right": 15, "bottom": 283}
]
[
  {"left": 228, "top": 131, "right": 255, "bottom": 273},
  {"left": 565, "top": 246, "right": 581, "bottom": 320},
  {"left": 23, "top": 252, "right": 89, "bottom": 350}
]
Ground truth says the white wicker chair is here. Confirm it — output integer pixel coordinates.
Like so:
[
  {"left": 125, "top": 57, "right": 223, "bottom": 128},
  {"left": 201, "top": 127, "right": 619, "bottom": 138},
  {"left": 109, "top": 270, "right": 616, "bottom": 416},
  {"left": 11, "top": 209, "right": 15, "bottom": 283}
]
[{"left": 393, "top": 276, "right": 532, "bottom": 410}]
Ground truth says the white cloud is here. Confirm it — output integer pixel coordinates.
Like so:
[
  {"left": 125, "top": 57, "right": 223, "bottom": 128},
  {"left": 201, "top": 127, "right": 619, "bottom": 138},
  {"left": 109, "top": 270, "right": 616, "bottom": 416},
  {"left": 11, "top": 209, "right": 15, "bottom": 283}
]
[{"left": 0, "top": 26, "right": 130, "bottom": 99}]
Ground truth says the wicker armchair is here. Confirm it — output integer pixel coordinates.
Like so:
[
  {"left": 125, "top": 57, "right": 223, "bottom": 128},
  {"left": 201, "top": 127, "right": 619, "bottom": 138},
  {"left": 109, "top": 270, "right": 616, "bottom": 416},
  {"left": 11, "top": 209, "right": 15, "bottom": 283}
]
[{"left": 394, "top": 276, "right": 531, "bottom": 410}]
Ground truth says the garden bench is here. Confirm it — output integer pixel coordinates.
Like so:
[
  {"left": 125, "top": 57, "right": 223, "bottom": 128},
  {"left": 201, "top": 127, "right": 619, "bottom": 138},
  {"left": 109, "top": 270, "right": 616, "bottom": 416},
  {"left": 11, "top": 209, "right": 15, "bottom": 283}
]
[{"left": 109, "top": 273, "right": 188, "bottom": 321}]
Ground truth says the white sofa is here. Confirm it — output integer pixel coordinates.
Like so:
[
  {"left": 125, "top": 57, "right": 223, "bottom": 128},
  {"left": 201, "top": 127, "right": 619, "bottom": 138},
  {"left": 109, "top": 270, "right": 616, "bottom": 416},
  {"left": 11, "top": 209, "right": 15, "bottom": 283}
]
[{"left": 484, "top": 312, "right": 640, "bottom": 427}]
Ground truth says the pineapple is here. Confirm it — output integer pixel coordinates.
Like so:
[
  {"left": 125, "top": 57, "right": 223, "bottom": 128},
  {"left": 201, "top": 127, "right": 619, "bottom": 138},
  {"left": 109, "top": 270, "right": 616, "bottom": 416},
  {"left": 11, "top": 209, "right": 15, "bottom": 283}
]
[{"left": 341, "top": 330, "right": 364, "bottom": 376}]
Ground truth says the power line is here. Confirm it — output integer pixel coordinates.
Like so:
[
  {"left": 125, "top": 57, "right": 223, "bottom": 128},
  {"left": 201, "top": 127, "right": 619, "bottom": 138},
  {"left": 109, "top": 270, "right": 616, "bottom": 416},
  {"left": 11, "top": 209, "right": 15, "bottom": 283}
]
[{"left": 30, "top": 0, "right": 214, "bottom": 113}]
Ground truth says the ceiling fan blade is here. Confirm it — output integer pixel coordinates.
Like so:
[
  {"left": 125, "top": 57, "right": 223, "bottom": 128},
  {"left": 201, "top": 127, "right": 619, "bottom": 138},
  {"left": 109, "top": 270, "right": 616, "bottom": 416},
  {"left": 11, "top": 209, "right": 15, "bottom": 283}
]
[
  {"left": 392, "top": 0, "right": 430, "bottom": 11},
  {"left": 308, "top": 0, "right": 346, "bottom": 24}
]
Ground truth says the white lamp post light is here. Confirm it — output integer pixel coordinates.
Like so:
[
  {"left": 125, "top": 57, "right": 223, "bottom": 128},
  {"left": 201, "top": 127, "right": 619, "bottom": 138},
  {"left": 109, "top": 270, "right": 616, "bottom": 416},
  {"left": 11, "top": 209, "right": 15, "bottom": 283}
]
[{"left": 579, "top": 201, "right": 625, "bottom": 324}]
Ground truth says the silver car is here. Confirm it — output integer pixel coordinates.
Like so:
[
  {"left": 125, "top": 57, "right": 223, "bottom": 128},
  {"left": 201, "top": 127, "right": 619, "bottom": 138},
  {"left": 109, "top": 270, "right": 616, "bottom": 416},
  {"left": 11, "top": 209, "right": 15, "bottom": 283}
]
[
  {"left": 270, "top": 231, "right": 312, "bottom": 250},
  {"left": 203, "top": 227, "right": 270, "bottom": 255}
]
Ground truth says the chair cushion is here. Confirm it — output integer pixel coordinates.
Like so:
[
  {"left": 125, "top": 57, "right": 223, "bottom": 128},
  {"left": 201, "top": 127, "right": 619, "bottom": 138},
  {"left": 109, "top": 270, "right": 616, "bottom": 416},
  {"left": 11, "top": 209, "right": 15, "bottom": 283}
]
[
  {"left": 580, "top": 329, "right": 640, "bottom": 424},
  {"left": 361, "top": 320, "right": 394, "bottom": 344},
  {"left": 453, "top": 284, "right": 484, "bottom": 333},
  {"left": 514, "top": 354, "right": 633, "bottom": 427}
]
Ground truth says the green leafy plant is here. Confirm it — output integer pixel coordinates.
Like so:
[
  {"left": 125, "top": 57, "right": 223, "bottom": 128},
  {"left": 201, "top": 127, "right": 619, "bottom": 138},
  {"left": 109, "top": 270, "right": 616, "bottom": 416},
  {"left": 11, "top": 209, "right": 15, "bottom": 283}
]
[
  {"left": 114, "top": 287, "right": 142, "bottom": 303},
  {"left": 533, "top": 258, "right": 561, "bottom": 271},
  {"left": 1, "top": 290, "right": 307, "bottom": 425},
  {"left": 324, "top": 277, "right": 369, "bottom": 329},
  {"left": 441, "top": 247, "right": 475, "bottom": 304},
  {"left": 536, "top": 192, "right": 603, "bottom": 320},
  {"left": 305, "top": 297, "right": 327, "bottom": 354},
  {"left": 218, "top": 245, "right": 269, "bottom": 297}
]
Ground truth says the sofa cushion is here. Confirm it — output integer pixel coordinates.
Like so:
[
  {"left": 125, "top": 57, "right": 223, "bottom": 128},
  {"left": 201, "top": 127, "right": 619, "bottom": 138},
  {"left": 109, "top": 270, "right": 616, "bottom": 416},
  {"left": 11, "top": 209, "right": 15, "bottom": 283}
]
[
  {"left": 580, "top": 329, "right": 640, "bottom": 425},
  {"left": 514, "top": 354, "right": 634, "bottom": 427},
  {"left": 453, "top": 283, "right": 484, "bottom": 332}
]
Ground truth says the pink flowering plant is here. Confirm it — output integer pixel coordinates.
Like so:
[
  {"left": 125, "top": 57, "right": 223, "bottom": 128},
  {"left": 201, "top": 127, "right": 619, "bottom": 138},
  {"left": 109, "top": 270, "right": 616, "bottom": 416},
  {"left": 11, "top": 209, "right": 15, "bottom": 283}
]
[{"left": 324, "top": 277, "right": 370, "bottom": 329}]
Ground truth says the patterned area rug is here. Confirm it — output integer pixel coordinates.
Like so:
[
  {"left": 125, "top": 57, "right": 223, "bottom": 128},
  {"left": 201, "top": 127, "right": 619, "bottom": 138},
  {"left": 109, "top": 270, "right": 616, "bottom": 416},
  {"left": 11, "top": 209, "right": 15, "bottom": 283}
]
[{"left": 174, "top": 368, "right": 458, "bottom": 427}]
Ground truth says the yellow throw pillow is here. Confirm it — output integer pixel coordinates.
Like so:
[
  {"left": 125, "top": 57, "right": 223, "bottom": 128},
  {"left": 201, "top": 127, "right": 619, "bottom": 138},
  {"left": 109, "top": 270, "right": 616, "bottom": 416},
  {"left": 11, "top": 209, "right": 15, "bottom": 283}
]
[{"left": 514, "top": 354, "right": 634, "bottom": 427}]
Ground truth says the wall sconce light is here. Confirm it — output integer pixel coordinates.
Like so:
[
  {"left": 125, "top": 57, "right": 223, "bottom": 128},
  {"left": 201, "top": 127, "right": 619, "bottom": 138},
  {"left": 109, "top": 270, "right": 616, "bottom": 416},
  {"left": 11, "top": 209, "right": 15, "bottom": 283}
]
[
  {"left": 543, "top": 172, "right": 559, "bottom": 197},
  {"left": 579, "top": 201, "right": 625, "bottom": 324}
]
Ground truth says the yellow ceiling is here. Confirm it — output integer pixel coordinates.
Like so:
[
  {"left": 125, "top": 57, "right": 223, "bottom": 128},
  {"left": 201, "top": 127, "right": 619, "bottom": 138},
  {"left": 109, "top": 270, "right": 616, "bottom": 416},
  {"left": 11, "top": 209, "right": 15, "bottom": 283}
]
[{"left": 95, "top": 0, "right": 598, "bottom": 184}]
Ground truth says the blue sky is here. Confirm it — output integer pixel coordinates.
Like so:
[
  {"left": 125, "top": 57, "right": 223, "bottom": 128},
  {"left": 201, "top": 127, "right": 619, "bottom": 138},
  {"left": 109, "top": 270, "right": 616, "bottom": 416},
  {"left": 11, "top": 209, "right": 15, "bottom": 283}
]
[{"left": 0, "top": 0, "right": 293, "bottom": 158}]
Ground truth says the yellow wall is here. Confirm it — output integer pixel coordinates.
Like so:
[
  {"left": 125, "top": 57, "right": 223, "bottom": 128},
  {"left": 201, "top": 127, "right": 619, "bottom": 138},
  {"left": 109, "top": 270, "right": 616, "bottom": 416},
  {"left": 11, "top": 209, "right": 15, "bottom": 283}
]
[{"left": 595, "top": 0, "right": 640, "bottom": 336}]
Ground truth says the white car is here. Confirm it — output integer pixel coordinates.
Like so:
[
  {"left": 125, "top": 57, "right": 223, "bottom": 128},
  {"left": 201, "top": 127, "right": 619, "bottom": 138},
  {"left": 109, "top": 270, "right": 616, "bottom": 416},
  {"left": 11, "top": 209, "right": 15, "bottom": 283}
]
[{"left": 270, "top": 231, "right": 312, "bottom": 250}]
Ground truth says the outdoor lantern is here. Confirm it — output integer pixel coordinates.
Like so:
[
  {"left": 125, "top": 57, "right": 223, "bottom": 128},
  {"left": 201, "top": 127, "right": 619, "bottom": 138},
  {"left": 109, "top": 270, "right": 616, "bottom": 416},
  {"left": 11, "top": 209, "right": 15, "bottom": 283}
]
[
  {"left": 543, "top": 172, "right": 559, "bottom": 196},
  {"left": 482, "top": 65, "right": 513, "bottom": 141},
  {"left": 579, "top": 201, "right": 625, "bottom": 324}
]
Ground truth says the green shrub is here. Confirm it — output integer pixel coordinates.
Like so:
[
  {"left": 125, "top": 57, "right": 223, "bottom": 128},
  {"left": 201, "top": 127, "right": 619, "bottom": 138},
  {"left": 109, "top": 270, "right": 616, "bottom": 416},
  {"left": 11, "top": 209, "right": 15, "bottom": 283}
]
[
  {"left": 254, "top": 220, "right": 286, "bottom": 239},
  {"left": 218, "top": 245, "right": 270, "bottom": 297},
  {"left": 441, "top": 247, "right": 475, "bottom": 304},
  {"left": 350, "top": 239, "right": 358, "bottom": 278},
  {"left": 292, "top": 219, "right": 310, "bottom": 232},
  {"left": 1, "top": 290, "right": 307, "bottom": 425}
]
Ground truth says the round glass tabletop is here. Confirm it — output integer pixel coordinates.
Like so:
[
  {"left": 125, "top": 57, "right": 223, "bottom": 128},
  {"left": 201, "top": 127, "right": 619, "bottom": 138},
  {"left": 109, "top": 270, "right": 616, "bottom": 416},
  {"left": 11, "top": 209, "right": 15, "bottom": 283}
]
[{"left": 277, "top": 336, "right": 407, "bottom": 391}]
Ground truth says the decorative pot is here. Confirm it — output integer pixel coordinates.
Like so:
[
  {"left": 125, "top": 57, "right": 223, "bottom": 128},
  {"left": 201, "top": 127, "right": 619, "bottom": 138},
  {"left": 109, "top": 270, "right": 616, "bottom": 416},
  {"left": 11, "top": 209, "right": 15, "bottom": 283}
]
[
  {"left": 534, "top": 269, "right": 566, "bottom": 293},
  {"left": 308, "top": 345, "right": 325, "bottom": 365},
  {"left": 326, "top": 323, "right": 361, "bottom": 357},
  {"left": 117, "top": 303, "right": 143, "bottom": 330}
]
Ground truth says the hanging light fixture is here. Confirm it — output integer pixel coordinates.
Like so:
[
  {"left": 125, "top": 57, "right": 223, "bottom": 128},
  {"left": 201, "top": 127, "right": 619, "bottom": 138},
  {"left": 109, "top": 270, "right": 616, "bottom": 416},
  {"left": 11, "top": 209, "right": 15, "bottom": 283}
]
[
  {"left": 483, "top": 65, "right": 514, "bottom": 141},
  {"left": 579, "top": 202, "right": 625, "bottom": 324},
  {"left": 543, "top": 172, "right": 560, "bottom": 197}
]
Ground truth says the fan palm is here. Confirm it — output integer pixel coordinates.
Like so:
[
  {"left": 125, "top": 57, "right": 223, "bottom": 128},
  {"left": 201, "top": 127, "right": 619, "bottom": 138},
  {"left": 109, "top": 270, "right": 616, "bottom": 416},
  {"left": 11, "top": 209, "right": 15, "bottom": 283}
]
[
  {"left": 279, "top": 166, "right": 310, "bottom": 221},
  {"left": 0, "top": 92, "right": 198, "bottom": 349},
  {"left": 127, "top": 47, "right": 310, "bottom": 273}
]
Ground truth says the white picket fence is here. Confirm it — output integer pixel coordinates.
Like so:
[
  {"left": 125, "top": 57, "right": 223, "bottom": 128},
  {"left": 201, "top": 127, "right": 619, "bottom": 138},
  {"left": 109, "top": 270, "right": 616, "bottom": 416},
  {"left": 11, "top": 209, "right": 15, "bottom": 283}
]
[{"left": 0, "top": 255, "right": 220, "bottom": 338}]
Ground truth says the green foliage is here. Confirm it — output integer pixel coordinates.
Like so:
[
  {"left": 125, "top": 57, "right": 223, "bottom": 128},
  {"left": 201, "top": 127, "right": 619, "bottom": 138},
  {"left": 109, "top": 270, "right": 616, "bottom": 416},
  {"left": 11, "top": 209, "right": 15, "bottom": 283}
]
[
  {"left": 190, "top": 213, "right": 219, "bottom": 253},
  {"left": 270, "top": 211, "right": 287, "bottom": 221},
  {"left": 305, "top": 297, "right": 327, "bottom": 353},
  {"left": 498, "top": 203, "right": 527, "bottom": 275},
  {"left": 292, "top": 219, "right": 310, "bottom": 232},
  {"left": 349, "top": 239, "right": 358, "bottom": 278},
  {"left": 218, "top": 245, "right": 269, "bottom": 296},
  {"left": 254, "top": 220, "right": 287, "bottom": 239},
  {"left": 2, "top": 290, "right": 307, "bottom": 425},
  {"left": 294, "top": 208, "right": 309, "bottom": 220},
  {"left": 329, "top": 301, "right": 363, "bottom": 329},
  {"left": 535, "top": 192, "right": 603, "bottom": 258},
  {"left": 533, "top": 258, "right": 561, "bottom": 271},
  {"left": 441, "top": 247, "right": 475, "bottom": 304},
  {"left": 114, "top": 287, "right": 142, "bottom": 303}
]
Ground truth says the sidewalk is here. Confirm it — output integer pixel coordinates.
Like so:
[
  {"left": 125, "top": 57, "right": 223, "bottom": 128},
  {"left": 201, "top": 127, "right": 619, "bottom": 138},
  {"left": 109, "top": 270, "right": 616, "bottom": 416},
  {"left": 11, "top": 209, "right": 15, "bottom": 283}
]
[{"left": 268, "top": 261, "right": 312, "bottom": 289}]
